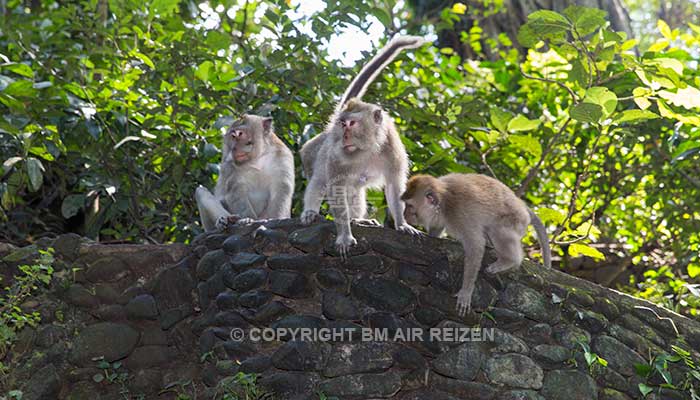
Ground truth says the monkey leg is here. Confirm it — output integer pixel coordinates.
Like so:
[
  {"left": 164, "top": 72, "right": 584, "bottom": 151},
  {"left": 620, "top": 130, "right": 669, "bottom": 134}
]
[
  {"left": 330, "top": 184, "right": 357, "bottom": 259},
  {"left": 348, "top": 188, "right": 368, "bottom": 220},
  {"left": 195, "top": 185, "right": 231, "bottom": 232},
  {"left": 455, "top": 233, "right": 486, "bottom": 316},
  {"left": 301, "top": 173, "right": 326, "bottom": 225},
  {"left": 485, "top": 226, "right": 525, "bottom": 274}
]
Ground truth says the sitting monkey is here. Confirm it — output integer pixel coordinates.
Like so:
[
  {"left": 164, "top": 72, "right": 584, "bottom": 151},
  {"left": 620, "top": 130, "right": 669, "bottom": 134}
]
[{"left": 195, "top": 115, "right": 294, "bottom": 231}]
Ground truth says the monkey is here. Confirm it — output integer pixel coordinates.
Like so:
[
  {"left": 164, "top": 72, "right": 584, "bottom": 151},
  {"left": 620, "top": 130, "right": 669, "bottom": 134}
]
[
  {"left": 195, "top": 114, "right": 294, "bottom": 232},
  {"left": 400, "top": 173, "right": 552, "bottom": 316},
  {"left": 299, "top": 36, "right": 426, "bottom": 256}
]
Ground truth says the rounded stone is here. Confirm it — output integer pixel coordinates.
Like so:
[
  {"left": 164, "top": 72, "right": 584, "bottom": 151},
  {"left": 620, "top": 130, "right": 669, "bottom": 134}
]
[
  {"left": 316, "top": 268, "right": 348, "bottom": 291},
  {"left": 431, "top": 342, "right": 487, "bottom": 381},
  {"left": 215, "top": 291, "right": 238, "bottom": 310},
  {"left": 239, "top": 290, "right": 273, "bottom": 308},
  {"left": 532, "top": 344, "right": 570, "bottom": 366},
  {"left": 270, "top": 270, "right": 314, "bottom": 298},
  {"left": 69, "top": 322, "right": 140, "bottom": 366},
  {"left": 322, "top": 291, "right": 360, "bottom": 320},
  {"left": 272, "top": 340, "right": 331, "bottom": 371},
  {"left": 64, "top": 284, "right": 100, "bottom": 308},
  {"left": 592, "top": 335, "right": 645, "bottom": 377},
  {"left": 229, "top": 268, "right": 268, "bottom": 292},
  {"left": 484, "top": 353, "right": 543, "bottom": 389},
  {"left": 222, "top": 234, "right": 254, "bottom": 254},
  {"left": 126, "top": 294, "right": 159, "bottom": 320},
  {"left": 351, "top": 276, "right": 417, "bottom": 314},
  {"left": 196, "top": 249, "right": 228, "bottom": 280},
  {"left": 541, "top": 369, "right": 597, "bottom": 400},
  {"left": 267, "top": 254, "right": 324, "bottom": 273},
  {"left": 500, "top": 283, "right": 561, "bottom": 324},
  {"left": 85, "top": 256, "right": 130, "bottom": 283}
]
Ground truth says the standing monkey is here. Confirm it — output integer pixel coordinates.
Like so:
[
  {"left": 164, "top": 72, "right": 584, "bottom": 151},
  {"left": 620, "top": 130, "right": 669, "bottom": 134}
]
[
  {"left": 195, "top": 114, "right": 294, "bottom": 231},
  {"left": 300, "top": 36, "right": 426, "bottom": 256},
  {"left": 401, "top": 173, "right": 551, "bottom": 316}
]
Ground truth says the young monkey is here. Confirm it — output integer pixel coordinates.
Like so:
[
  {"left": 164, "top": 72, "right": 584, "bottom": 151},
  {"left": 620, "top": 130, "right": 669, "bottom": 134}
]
[{"left": 401, "top": 173, "right": 552, "bottom": 316}]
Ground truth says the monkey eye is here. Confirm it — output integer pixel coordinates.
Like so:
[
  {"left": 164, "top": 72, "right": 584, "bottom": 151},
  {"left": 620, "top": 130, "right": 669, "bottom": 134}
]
[
  {"left": 246, "top": 141, "right": 253, "bottom": 145},
  {"left": 339, "top": 119, "right": 346, "bottom": 128}
]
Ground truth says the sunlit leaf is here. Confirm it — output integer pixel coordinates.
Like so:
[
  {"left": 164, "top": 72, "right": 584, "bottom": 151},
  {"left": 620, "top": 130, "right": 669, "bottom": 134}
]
[
  {"left": 612, "top": 110, "right": 659, "bottom": 124},
  {"left": 507, "top": 115, "right": 541, "bottom": 132},
  {"left": 569, "top": 243, "right": 605, "bottom": 260},
  {"left": 26, "top": 157, "right": 44, "bottom": 192},
  {"left": 508, "top": 134, "right": 542, "bottom": 158},
  {"left": 570, "top": 103, "right": 603, "bottom": 123},
  {"left": 657, "top": 19, "right": 672, "bottom": 40}
]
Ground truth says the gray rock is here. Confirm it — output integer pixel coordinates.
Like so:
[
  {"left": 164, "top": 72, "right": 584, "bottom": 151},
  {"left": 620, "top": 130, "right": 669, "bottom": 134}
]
[
  {"left": 125, "top": 345, "right": 175, "bottom": 369},
  {"left": 230, "top": 252, "right": 266, "bottom": 270},
  {"left": 571, "top": 308, "right": 609, "bottom": 333},
  {"left": 343, "top": 254, "right": 385, "bottom": 274},
  {"left": 222, "top": 234, "right": 253, "bottom": 254},
  {"left": 139, "top": 324, "right": 168, "bottom": 346},
  {"left": 351, "top": 276, "right": 417, "bottom": 314},
  {"left": 485, "top": 353, "right": 543, "bottom": 389},
  {"left": 267, "top": 253, "right": 325, "bottom": 273},
  {"left": 432, "top": 342, "right": 487, "bottom": 381},
  {"left": 36, "top": 325, "right": 65, "bottom": 349},
  {"left": 532, "top": 344, "right": 570, "bottom": 366},
  {"left": 316, "top": 268, "right": 348, "bottom": 292},
  {"left": 214, "top": 311, "right": 249, "bottom": 328},
  {"left": 271, "top": 315, "right": 327, "bottom": 340},
  {"left": 319, "top": 371, "right": 402, "bottom": 398},
  {"left": 240, "top": 355, "right": 272, "bottom": 374},
  {"left": 259, "top": 372, "right": 319, "bottom": 398},
  {"left": 272, "top": 340, "right": 331, "bottom": 371},
  {"left": 371, "top": 238, "right": 431, "bottom": 265},
  {"left": 592, "top": 335, "right": 645, "bottom": 377},
  {"left": 618, "top": 314, "right": 666, "bottom": 347},
  {"left": 215, "top": 290, "right": 238, "bottom": 310},
  {"left": 593, "top": 298, "right": 620, "bottom": 320},
  {"left": 608, "top": 324, "right": 661, "bottom": 355},
  {"left": 238, "top": 290, "right": 273, "bottom": 308},
  {"left": 322, "top": 291, "right": 360, "bottom": 320},
  {"left": 398, "top": 262, "right": 430, "bottom": 285},
  {"left": 93, "top": 304, "right": 126, "bottom": 321},
  {"left": 526, "top": 323, "right": 552, "bottom": 343},
  {"left": 324, "top": 237, "right": 371, "bottom": 257},
  {"left": 500, "top": 283, "right": 561, "bottom": 324},
  {"left": 246, "top": 300, "right": 293, "bottom": 324},
  {"left": 599, "top": 388, "right": 631, "bottom": 400},
  {"left": 323, "top": 342, "right": 393, "bottom": 377},
  {"left": 492, "top": 329, "right": 529, "bottom": 354},
  {"left": 270, "top": 270, "right": 314, "bottom": 298},
  {"left": 129, "top": 369, "right": 163, "bottom": 394},
  {"left": 126, "top": 294, "right": 158, "bottom": 320},
  {"left": 289, "top": 223, "right": 334, "bottom": 253},
  {"left": 93, "top": 283, "right": 120, "bottom": 304},
  {"left": 485, "top": 307, "right": 526, "bottom": 326},
  {"left": 159, "top": 305, "right": 192, "bottom": 330},
  {"left": 497, "top": 390, "right": 545, "bottom": 400},
  {"left": 414, "top": 307, "right": 445, "bottom": 327},
  {"left": 53, "top": 233, "right": 83, "bottom": 260},
  {"left": 541, "top": 369, "right": 597, "bottom": 400},
  {"left": 552, "top": 323, "right": 591, "bottom": 349},
  {"left": 86, "top": 256, "right": 130, "bottom": 282},
  {"left": 64, "top": 283, "right": 100, "bottom": 308},
  {"left": 229, "top": 268, "right": 268, "bottom": 292},
  {"left": 69, "top": 322, "right": 140, "bottom": 366},
  {"left": 21, "top": 363, "right": 60, "bottom": 400},
  {"left": 391, "top": 345, "right": 428, "bottom": 370},
  {"left": 396, "top": 389, "right": 462, "bottom": 400},
  {"left": 430, "top": 373, "right": 498, "bottom": 399},
  {"left": 151, "top": 265, "right": 195, "bottom": 311}
]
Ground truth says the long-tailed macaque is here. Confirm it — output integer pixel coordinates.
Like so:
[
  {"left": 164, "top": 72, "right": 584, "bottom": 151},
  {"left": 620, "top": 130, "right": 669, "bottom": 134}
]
[
  {"left": 400, "top": 173, "right": 552, "bottom": 316},
  {"left": 195, "top": 115, "right": 294, "bottom": 231},
  {"left": 300, "top": 36, "right": 426, "bottom": 256}
]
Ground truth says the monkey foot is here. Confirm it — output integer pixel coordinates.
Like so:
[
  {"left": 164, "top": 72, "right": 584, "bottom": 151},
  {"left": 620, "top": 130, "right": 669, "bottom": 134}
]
[
  {"left": 300, "top": 210, "right": 320, "bottom": 225},
  {"left": 335, "top": 234, "right": 358, "bottom": 260},
  {"left": 486, "top": 262, "right": 517, "bottom": 274},
  {"left": 236, "top": 217, "right": 256, "bottom": 225}
]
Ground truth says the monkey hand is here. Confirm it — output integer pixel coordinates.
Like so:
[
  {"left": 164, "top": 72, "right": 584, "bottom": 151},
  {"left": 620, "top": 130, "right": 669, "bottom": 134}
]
[
  {"left": 396, "top": 223, "right": 424, "bottom": 237},
  {"left": 335, "top": 233, "right": 357, "bottom": 260},
  {"left": 300, "top": 210, "right": 320, "bottom": 225},
  {"left": 454, "top": 289, "right": 472, "bottom": 317},
  {"left": 215, "top": 215, "right": 240, "bottom": 231},
  {"left": 236, "top": 218, "right": 256, "bottom": 225}
]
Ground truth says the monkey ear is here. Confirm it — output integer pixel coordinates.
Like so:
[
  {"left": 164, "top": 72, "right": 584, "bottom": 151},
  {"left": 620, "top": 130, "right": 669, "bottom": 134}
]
[
  {"left": 425, "top": 190, "right": 438, "bottom": 206},
  {"left": 373, "top": 109, "right": 382, "bottom": 124},
  {"left": 262, "top": 117, "right": 273, "bottom": 134}
]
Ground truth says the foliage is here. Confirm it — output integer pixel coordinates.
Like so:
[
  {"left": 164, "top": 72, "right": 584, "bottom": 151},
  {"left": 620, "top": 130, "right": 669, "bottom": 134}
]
[
  {"left": 1, "top": 1, "right": 699, "bottom": 316},
  {"left": 635, "top": 345, "right": 700, "bottom": 398},
  {"left": 218, "top": 372, "right": 271, "bottom": 400}
]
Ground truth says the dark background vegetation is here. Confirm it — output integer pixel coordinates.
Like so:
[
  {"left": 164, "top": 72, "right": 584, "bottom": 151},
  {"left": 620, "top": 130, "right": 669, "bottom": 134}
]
[{"left": 1, "top": 0, "right": 699, "bottom": 318}]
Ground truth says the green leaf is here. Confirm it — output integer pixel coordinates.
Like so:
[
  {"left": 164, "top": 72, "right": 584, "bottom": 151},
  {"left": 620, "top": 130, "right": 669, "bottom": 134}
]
[
  {"left": 563, "top": 6, "right": 607, "bottom": 36},
  {"left": 490, "top": 107, "right": 512, "bottom": 133},
  {"left": 688, "top": 263, "right": 700, "bottom": 279},
  {"left": 93, "top": 373, "right": 105, "bottom": 383},
  {"left": 25, "top": 157, "right": 44, "bottom": 192},
  {"left": 508, "top": 135, "right": 542, "bottom": 158},
  {"left": 570, "top": 103, "right": 603, "bottom": 123},
  {"left": 195, "top": 61, "right": 214, "bottom": 82},
  {"left": 658, "top": 19, "right": 672, "bottom": 39},
  {"left": 568, "top": 58, "right": 587, "bottom": 87},
  {"left": 61, "top": 194, "right": 85, "bottom": 219},
  {"left": 5, "top": 63, "right": 34, "bottom": 78},
  {"left": 569, "top": 243, "right": 605, "bottom": 260},
  {"left": 4, "top": 80, "right": 36, "bottom": 97},
  {"left": 584, "top": 87, "right": 618, "bottom": 116},
  {"left": 528, "top": 10, "right": 570, "bottom": 27},
  {"left": 537, "top": 207, "right": 566, "bottom": 224},
  {"left": 648, "top": 40, "right": 669, "bottom": 52},
  {"left": 645, "top": 58, "right": 684, "bottom": 76},
  {"left": 151, "top": 0, "right": 180, "bottom": 17},
  {"left": 612, "top": 110, "right": 659, "bottom": 124},
  {"left": 657, "top": 86, "right": 700, "bottom": 110},
  {"left": 132, "top": 51, "right": 155, "bottom": 69},
  {"left": 633, "top": 87, "right": 652, "bottom": 110},
  {"left": 507, "top": 115, "right": 541, "bottom": 132}
]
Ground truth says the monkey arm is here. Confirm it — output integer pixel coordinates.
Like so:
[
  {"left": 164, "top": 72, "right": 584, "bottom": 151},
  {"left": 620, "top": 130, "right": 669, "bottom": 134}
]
[
  {"left": 264, "top": 176, "right": 294, "bottom": 220},
  {"left": 301, "top": 172, "right": 326, "bottom": 224}
]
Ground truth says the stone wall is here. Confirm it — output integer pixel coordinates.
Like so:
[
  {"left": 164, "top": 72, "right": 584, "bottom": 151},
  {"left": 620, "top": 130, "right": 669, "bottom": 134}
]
[{"left": 2, "top": 220, "right": 700, "bottom": 400}]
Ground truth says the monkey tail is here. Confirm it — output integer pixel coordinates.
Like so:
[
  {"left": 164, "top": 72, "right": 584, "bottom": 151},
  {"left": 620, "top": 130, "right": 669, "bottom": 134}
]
[
  {"left": 528, "top": 208, "right": 552, "bottom": 268},
  {"left": 337, "top": 35, "right": 426, "bottom": 108}
]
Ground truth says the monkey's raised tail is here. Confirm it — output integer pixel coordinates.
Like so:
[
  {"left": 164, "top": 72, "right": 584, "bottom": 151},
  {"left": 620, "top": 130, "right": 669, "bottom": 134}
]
[
  {"left": 338, "top": 35, "right": 427, "bottom": 107},
  {"left": 528, "top": 208, "right": 552, "bottom": 268}
]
